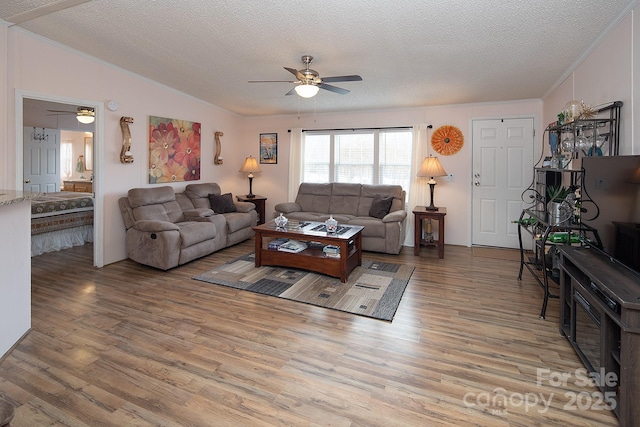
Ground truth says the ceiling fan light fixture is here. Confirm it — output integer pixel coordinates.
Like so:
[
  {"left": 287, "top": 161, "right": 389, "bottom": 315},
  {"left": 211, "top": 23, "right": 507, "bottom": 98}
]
[
  {"left": 294, "top": 83, "right": 319, "bottom": 98},
  {"left": 77, "top": 114, "right": 95, "bottom": 124},
  {"left": 76, "top": 107, "right": 95, "bottom": 124}
]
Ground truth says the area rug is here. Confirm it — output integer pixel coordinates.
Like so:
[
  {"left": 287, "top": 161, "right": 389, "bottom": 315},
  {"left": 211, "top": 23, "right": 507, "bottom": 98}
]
[{"left": 193, "top": 253, "right": 414, "bottom": 321}]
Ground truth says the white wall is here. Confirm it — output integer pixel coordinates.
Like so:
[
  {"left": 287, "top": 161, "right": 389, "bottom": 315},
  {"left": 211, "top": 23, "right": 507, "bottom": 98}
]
[
  {"left": 2, "top": 28, "right": 245, "bottom": 266},
  {"left": 243, "top": 100, "right": 543, "bottom": 247},
  {"left": 0, "top": 200, "right": 31, "bottom": 358}
]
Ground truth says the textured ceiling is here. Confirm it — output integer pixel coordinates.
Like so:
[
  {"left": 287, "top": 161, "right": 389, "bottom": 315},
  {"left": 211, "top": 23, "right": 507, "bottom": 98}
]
[{"left": 2, "top": 0, "right": 638, "bottom": 117}]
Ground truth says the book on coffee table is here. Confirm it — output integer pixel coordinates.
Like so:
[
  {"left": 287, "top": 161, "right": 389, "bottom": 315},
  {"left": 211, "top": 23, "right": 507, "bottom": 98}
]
[{"left": 278, "top": 240, "right": 308, "bottom": 253}]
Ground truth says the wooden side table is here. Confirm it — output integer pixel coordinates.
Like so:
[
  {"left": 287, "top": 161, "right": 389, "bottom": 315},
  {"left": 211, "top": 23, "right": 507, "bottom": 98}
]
[
  {"left": 413, "top": 206, "right": 446, "bottom": 258},
  {"left": 236, "top": 195, "right": 267, "bottom": 225}
]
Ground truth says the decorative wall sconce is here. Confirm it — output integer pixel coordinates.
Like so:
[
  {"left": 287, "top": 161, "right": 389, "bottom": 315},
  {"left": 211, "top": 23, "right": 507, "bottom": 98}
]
[
  {"left": 214, "top": 131, "right": 224, "bottom": 165},
  {"left": 119, "top": 116, "right": 134, "bottom": 164}
]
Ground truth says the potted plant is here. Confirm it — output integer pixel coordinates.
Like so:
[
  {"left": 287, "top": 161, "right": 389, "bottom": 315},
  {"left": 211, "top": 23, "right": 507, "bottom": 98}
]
[
  {"left": 547, "top": 185, "right": 570, "bottom": 203},
  {"left": 547, "top": 185, "right": 571, "bottom": 225}
]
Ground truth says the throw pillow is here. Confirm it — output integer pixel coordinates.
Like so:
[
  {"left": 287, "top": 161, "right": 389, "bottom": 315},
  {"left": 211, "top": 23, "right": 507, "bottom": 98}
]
[
  {"left": 208, "top": 193, "right": 237, "bottom": 213},
  {"left": 369, "top": 196, "right": 393, "bottom": 219}
]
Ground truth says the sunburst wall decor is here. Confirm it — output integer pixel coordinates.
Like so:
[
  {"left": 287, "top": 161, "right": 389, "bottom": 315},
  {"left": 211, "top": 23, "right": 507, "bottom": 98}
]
[{"left": 431, "top": 125, "right": 464, "bottom": 156}]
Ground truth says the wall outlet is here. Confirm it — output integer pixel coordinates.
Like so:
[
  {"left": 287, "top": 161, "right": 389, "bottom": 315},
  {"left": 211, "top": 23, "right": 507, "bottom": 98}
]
[{"left": 445, "top": 173, "right": 455, "bottom": 182}]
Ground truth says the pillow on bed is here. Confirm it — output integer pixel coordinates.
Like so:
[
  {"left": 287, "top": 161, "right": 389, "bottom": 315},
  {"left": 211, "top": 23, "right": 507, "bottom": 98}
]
[
  {"left": 369, "top": 196, "right": 393, "bottom": 219},
  {"left": 208, "top": 193, "right": 237, "bottom": 213}
]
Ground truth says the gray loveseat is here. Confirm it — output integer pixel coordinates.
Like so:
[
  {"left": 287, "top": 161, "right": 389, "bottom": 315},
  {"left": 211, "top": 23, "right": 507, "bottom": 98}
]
[
  {"left": 119, "top": 183, "right": 257, "bottom": 270},
  {"left": 274, "top": 183, "right": 407, "bottom": 254}
]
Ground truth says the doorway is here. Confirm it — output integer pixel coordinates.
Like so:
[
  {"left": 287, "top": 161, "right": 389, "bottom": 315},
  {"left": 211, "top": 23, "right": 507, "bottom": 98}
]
[
  {"left": 17, "top": 91, "right": 103, "bottom": 267},
  {"left": 471, "top": 117, "right": 534, "bottom": 249}
]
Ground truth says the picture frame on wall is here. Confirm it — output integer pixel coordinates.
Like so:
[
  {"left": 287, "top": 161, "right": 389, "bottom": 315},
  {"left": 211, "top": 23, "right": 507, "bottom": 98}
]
[
  {"left": 148, "top": 115, "right": 201, "bottom": 183},
  {"left": 260, "top": 133, "right": 277, "bottom": 164}
]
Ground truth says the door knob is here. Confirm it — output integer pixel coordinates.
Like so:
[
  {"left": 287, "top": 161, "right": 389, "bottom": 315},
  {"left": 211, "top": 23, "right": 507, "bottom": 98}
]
[
  {"left": 474, "top": 181, "right": 480, "bottom": 186},
  {"left": 24, "top": 179, "right": 31, "bottom": 183}
]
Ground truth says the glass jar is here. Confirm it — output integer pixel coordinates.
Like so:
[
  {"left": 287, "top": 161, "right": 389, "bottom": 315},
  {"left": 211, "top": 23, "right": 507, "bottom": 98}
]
[
  {"left": 274, "top": 213, "right": 288, "bottom": 229},
  {"left": 325, "top": 215, "right": 338, "bottom": 233}
]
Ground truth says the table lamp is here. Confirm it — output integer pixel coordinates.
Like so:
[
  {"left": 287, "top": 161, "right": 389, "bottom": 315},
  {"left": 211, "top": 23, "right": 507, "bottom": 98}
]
[
  {"left": 417, "top": 155, "right": 447, "bottom": 211},
  {"left": 239, "top": 155, "right": 262, "bottom": 198}
]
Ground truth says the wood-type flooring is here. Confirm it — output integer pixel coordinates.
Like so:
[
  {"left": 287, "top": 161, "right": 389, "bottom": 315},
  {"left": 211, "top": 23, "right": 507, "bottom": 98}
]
[{"left": 0, "top": 242, "right": 620, "bottom": 426}]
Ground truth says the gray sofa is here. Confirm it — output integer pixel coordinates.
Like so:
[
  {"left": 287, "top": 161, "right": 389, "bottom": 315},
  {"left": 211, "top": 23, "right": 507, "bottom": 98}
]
[
  {"left": 118, "top": 183, "right": 258, "bottom": 270},
  {"left": 274, "top": 183, "right": 407, "bottom": 254}
]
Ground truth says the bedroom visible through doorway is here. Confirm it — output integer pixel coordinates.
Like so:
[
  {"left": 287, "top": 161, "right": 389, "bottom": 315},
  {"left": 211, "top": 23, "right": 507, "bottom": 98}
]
[{"left": 22, "top": 96, "right": 98, "bottom": 266}]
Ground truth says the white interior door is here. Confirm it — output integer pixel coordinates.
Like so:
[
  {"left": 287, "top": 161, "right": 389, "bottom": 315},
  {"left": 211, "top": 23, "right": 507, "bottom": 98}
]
[
  {"left": 23, "top": 127, "right": 61, "bottom": 193},
  {"left": 472, "top": 118, "right": 534, "bottom": 248}
]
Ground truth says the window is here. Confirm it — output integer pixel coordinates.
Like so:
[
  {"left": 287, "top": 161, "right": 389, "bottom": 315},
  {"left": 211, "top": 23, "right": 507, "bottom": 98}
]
[
  {"left": 61, "top": 141, "right": 73, "bottom": 178},
  {"left": 302, "top": 128, "right": 413, "bottom": 192}
]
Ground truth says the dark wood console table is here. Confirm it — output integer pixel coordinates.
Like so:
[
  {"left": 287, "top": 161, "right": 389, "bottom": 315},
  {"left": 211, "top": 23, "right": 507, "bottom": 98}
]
[{"left": 559, "top": 246, "right": 640, "bottom": 425}]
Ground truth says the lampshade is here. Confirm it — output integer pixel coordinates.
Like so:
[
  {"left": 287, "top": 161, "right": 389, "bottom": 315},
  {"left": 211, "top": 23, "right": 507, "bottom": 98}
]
[
  {"left": 417, "top": 156, "right": 447, "bottom": 178},
  {"left": 77, "top": 114, "right": 95, "bottom": 124},
  {"left": 294, "top": 84, "right": 320, "bottom": 98},
  {"left": 239, "top": 156, "right": 262, "bottom": 174}
]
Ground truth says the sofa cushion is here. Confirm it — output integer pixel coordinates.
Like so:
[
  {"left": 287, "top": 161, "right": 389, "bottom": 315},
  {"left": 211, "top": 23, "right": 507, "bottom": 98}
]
[
  {"left": 178, "top": 221, "right": 218, "bottom": 247},
  {"left": 295, "top": 183, "right": 332, "bottom": 213},
  {"left": 209, "top": 193, "right": 237, "bottom": 213},
  {"left": 128, "top": 186, "right": 175, "bottom": 208},
  {"left": 185, "top": 183, "right": 222, "bottom": 209},
  {"left": 369, "top": 196, "right": 393, "bottom": 219},
  {"left": 224, "top": 212, "right": 255, "bottom": 233},
  {"left": 127, "top": 186, "right": 185, "bottom": 223},
  {"left": 329, "top": 183, "right": 361, "bottom": 215},
  {"left": 358, "top": 184, "right": 404, "bottom": 217},
  {"left": 347, "top": 217, "right": 386, "bottom": 238}
]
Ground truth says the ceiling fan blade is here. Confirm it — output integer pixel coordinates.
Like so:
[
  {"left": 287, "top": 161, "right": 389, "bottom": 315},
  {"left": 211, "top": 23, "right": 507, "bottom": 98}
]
[
  {"left": 284, "top": 87, "right": 297, "bottom": 96},
  {"left": 248, "top": 80, "right": 298, "bottom": 83},
  {"left": 321, "top": 75, "right": 363, "bottom": 83},
  {"left": 46, "top": 109, "right": 76, "bottom": 114},
  {"left": 319, "top": 83, "right": 350, "bottom": 95},
  {"left": 284, "top": 67, "right": 305, "bottom": 81}
]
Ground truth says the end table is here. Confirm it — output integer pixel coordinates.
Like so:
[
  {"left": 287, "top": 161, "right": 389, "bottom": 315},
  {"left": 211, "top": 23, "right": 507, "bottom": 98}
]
[
  {"left": 236, "top": 195, "right": 267, "bottom": 225},
  {"left": 413, "top": 206, "right": 446, "bottom": 258}
]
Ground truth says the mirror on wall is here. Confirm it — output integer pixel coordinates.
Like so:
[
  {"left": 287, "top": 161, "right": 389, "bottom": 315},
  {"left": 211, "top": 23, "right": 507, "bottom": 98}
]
[{"left": 84, "top": 136, "right": 93, "bottom": 171}]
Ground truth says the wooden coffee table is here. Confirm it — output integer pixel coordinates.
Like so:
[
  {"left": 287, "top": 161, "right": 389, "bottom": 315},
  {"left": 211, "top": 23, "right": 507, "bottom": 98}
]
[{"left": 253, "top": 220, "right": 363, "bottom": 282}]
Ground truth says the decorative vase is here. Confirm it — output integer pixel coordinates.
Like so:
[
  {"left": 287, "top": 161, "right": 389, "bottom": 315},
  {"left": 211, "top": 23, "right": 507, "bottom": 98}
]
[
  {"left": 274, "top": 213, "right": 288, "bottom": 229},
  {"left": 325, "top": 215, "right": 338, "bottom": 233}
]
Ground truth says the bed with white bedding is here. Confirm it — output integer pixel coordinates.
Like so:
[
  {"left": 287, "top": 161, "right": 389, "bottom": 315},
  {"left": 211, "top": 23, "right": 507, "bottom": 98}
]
[{"left": 31, "top": 191, "right": 94, "bottom": 256}]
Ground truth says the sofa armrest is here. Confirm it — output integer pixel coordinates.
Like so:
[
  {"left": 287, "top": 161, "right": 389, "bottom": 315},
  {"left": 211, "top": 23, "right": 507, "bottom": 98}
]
[
  {"left": 234, "top": 201, "right": 256, "bottom": 213},
  {"left": 382, "top": 210, "right": 407, "bottom": 223},
  {"left": 275, "top": 202, "right": 301, "bottom": 214},
  {"left": 183, "top": 208, "right": 215, "bottom": 219},
  {"left": 133, "top": 220, "right": 180, "bottom": 232}
]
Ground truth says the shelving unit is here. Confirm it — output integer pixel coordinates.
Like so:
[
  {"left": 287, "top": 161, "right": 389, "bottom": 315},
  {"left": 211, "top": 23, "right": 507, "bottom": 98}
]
[
  {"left": 547, "top": 101, "right": 622, "bottom": 159},
  {"left": 559, "top": 246, "right": 640, "bottom": 425},
  {"left": 517, "top": 207, "right": 602, "bottom": 319}
]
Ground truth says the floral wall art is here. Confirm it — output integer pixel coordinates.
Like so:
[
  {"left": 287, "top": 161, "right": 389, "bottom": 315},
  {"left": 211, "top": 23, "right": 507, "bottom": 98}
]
[{"left": 149, "top": 115, "right": 201, "bottom": 183}]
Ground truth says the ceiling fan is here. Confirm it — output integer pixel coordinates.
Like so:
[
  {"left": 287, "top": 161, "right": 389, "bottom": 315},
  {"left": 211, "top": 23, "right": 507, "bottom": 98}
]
[
  {"left": 249, "top": 55, "right": 362, "bottom": 98},
  {"left": 47, "top": 106, "right": 95, "bottom": 124}
]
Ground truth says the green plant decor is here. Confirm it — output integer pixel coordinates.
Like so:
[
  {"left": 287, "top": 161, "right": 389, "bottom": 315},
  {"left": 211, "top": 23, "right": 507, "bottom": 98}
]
[{"left": 547, "top": 185, "right": 570, "bottom": 202}]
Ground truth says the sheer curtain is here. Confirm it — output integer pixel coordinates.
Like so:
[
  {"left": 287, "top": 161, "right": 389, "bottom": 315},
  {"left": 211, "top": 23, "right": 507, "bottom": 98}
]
[
  {"left": 405, "top": 123, "right": 430, "bottom": 246},
  {"left": 288, "top": 128, "right": 303, "bottom": 201}
]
